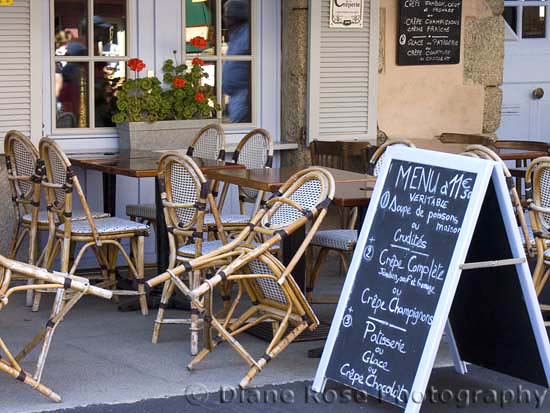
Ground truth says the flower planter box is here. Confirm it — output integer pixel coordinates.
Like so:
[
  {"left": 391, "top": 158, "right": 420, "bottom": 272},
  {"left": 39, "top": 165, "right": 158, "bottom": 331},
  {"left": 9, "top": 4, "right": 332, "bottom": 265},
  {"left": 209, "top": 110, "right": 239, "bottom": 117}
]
[{"left": 117, "top": 119, "right": 216, "bottom": 151}]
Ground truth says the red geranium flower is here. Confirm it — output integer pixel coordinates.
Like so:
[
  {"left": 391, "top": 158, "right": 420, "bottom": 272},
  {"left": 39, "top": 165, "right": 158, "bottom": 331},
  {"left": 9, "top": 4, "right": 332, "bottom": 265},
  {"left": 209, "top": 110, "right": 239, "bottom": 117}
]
[
  {"left": 194, "top": 92, "right": 206, "bottom": 103},
  {"left": 128, "top": 58, "right": 146, "bottom": 72},
  {"left": 190, "top": 36, "right": 207, "bottom": 50},
  {"left": 172, "top": 77, "right": 186, "bottom": 88},
  {"left": 192, "top": 57, "right": 205, "bottom": 66}
]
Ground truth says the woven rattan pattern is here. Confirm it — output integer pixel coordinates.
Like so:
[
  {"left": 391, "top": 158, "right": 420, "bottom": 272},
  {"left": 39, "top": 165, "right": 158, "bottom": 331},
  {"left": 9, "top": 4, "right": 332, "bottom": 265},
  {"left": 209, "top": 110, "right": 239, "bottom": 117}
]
[
  {"left": 170, "top": 162, "right": 199, "bottom": 227},
  {"left": 47, "top": 146, "right": 68, "bottom": 207},
  {"left": 193, "top": 127, "right": 222, "bottom": 160},
  {"left": 248, "top": 258, "right": 288, "bottom": 304},
  {"left": 265, "top": 179, "right": 322, "bottom": 228},
  {"left": 12, "top": 139, "right": 36, "bottom": 197},
  {"left": 539, "top": 168, "right": 550, "bottom": 231},
  {"left": 238, "top": 133, "right": 270, "bottom": 199}
]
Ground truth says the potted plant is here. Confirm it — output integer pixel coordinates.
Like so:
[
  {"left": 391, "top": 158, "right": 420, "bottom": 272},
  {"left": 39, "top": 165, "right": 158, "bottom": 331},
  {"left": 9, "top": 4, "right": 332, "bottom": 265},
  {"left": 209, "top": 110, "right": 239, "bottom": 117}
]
[{"left": 112, "top": 47, "right": 219, "bottom": 151}]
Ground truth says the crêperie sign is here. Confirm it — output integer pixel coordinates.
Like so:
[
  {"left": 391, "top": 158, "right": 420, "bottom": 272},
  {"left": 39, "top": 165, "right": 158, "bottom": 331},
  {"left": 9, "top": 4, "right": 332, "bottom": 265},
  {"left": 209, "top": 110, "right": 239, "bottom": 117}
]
[
  {"left": 322, "top": 158, "right": 476, "bottom": 407},
  {"left": 398, "top": 0, "right": 462, "bottom": 65}
]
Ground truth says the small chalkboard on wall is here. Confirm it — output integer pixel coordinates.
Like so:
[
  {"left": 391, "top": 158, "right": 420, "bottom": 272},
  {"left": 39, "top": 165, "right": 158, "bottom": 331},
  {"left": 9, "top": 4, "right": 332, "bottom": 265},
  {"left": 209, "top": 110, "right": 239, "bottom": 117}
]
[{"left": 397, "top": 0, "right": 462, "bottom": 65}]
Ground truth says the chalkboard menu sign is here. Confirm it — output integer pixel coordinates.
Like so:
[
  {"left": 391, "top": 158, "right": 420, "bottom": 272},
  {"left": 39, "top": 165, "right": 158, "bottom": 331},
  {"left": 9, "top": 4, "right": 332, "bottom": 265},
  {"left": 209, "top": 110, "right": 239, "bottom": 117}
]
[
  {"left": 324, "top": 159, "right": 477, "bottom": 407},
  {"left": 314, "top": 147, "right": 550, "bottom": 413},
  {"left": 397, "top": 0, "right": 462, "bottom": 65}
]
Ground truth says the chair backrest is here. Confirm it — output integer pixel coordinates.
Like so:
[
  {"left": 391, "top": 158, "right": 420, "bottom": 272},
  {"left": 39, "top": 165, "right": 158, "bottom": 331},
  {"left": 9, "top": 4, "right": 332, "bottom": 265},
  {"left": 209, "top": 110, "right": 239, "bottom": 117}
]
[
  {"left": 309, "top": 141, "right": 344, "bottom": 170},
  {"left": 4, "top": 130, "right": 39, "bottom": 215},
  {"left": 439, "top": 133, "right": 496, "bottom": 147},
  {"left": 368, "top": 139, "right": 415, "bottom": 177},
  {"left": 232, "top": 129, "right": 274, "bottom": 203},
  {"left": 39, "top": 138, "right": 98, "bottom": 239},
  {"left": 186, "top": 123, "right": 226, "bottom": 161},
  {"left": 232, "top": 128, "right": 274, "bottom": 169},
  {"left": 526, "top": 157, "right": 550, "bottom": 234},
  {"left": 157, "top": 152, "right": 226, "bottom": 244}
]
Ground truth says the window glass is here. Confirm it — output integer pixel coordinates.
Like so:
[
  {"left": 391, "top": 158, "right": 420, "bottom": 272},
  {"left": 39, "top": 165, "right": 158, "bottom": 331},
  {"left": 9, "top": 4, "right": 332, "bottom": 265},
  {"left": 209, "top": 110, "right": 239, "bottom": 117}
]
[
  {"left": 522, "top": 6, "right": 546, "bottom": 38},
  {"left": 94, "top": 0, "right": 127, "bottom": 57},
  {"left": 95, "top": 61, "right": 125, "bottom": 127},
  {"left": 186, "top": 0, "right": 216, "bottom": 56},
  {"left": 54, "top": 0, "right": 89, "bottom": 55},
  {"left": 503, "top": 7, "right": 518, "bottom": 34},
  {"left": 185, "top": 0, "right": 253, "bottom": 124},
  {"left": 56, "top": 62, "right": 89, "bottom": 128}
]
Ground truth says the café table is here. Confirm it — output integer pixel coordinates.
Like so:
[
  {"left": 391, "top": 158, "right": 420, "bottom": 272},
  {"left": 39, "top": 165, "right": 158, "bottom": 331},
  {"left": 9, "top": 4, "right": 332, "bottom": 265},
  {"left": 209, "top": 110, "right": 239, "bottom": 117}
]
[
  {"left": 205, "top": 166, "right": 376, "bottom": 291},
  {"left": 68, "top": 150, "right": 245, "bottom": 272}
]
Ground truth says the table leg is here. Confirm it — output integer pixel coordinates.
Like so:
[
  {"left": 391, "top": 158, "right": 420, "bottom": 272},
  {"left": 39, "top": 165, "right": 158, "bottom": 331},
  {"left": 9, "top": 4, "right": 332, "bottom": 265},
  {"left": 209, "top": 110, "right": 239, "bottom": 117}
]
[
  {"left": 102, "top": 173, "right": 116, "bottom": 215},
  {"left": 155, "top": 177, "right": 170, "bottom": 273}
]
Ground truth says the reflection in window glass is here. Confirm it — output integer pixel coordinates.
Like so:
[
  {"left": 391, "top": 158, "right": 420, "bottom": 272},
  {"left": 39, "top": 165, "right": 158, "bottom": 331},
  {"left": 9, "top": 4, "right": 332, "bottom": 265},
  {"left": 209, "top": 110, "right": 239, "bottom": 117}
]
[
  {"left": 56, "top": 63, "right": 89, "bottom": 128},
  {"left": 94, "top": 0, "right": 127, "bottom": 57},
  {"left": 223, "top": 60, "right": 251, "bottom": 123},
  {"left": 186, "top": 0, "right": 216, "bottom": 56},
  {"left": 503, "top": 7, "right": 517, "bottom": 34},
  {"left": 523, "top": 6, "right": 546, "bottom": 38},
  {"left": 54, "top": 0, "right": 89, "bottom": 56},
  {"left": 222, "top": 0, "right": 251, "bottom": 56},
  {"left": 95, "top": 62, "right": 125, "bottom": 127}
]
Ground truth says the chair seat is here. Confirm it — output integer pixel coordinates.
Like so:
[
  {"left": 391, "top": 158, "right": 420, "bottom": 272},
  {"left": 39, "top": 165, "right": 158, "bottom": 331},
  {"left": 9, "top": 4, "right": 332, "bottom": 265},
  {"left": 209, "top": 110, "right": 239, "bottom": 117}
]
[
  {"left": 58, "top": 217, "right": 149, "bottom": 235},
  {"left": 178, "top": 240, "right": 224, "bottom": 257},
  {"left": 22, "top": 210, "right": 110, "bottom": 224},
  {"left": 311, "top": 229, "right": 357, "bottom": 251},
  {"left": 126, "top": 203, "right": 156, "bottom": 221},
  {"left": 206, "top": 213, "right": 249, "bottom": 225}
]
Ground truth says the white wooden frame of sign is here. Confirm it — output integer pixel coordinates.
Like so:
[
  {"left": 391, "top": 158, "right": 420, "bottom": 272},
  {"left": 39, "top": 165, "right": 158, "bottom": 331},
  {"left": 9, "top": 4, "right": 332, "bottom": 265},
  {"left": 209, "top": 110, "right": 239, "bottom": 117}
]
[{"left": 313, "top": 146, "right": 550, "bottom": 413}]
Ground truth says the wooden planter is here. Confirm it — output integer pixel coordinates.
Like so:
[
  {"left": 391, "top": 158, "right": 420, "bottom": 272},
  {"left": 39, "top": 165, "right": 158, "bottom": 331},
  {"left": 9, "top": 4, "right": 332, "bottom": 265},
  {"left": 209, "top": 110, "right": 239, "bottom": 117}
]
[{"left": 117, "top": 119, "right": 217, "bottom": 151}]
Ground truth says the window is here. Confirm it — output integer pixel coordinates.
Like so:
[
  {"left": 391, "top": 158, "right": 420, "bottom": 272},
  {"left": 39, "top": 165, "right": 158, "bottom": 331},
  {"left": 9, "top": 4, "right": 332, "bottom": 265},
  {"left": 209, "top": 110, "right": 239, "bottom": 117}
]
[
  {"left": 183, "top": 0, "right": 254, "bottom": 124},
  {"left": 52, "top": 0, "right": 128, "bottom": 130},
  {"left": 504, "top": 1, "right": 550, "bottom": 40}
]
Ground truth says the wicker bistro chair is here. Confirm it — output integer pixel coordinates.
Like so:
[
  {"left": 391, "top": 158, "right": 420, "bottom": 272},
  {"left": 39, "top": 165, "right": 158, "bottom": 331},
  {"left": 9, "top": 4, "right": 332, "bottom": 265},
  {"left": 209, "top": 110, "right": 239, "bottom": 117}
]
[
  {"left": 0, "top": 254, "right": 112, "bottom": 402},
  {"left": 525, "top": 157, "right": 550, "bottom": 299},
  {"left": 463, "top": 145, "right": 533, "bottom": 256},
  {"left": 146, "top": 167, "right": 335, "bottom": 388},
  {"left": 306, "top": 139, "right": 415, "bottom": 304},
  {"left": 218, "top": 129, "right": 274, "bottom": 217},
  {"left": 152, "top": 152, "right": 235, "bottom": 354},
  {"left": 32, "top": 138, "right": 149, "bottom": 315},
  {"left": 125, "top": 123, "right": 229, "bottom": 238}
]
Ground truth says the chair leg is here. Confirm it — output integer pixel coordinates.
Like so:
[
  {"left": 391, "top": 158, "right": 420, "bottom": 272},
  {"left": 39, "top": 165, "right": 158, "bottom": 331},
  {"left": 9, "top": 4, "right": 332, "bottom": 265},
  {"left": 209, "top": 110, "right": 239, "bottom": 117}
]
[
  {"left": 7, "top": 221, "right": 22, "bottom": 259},
  {"left": 0, "top": 359, "right": 61, "bottom": 403},
  {"left": 239, "top": 321, "right": 308, "bottom": 389},
  {"left": 307, "top": 247, "right": 329, "bottom": 302},
  {"left": 190, "top": 269, "right": 202, "bottom": 355},
  {"left": 32, "top": 239, "right": 61, "bottom": 312},
  {"left": 135, "top": 236, "right": 148, "bottom": 316},
  {"left": 152, "top": 279, "right": 176, "bottom": 344}
]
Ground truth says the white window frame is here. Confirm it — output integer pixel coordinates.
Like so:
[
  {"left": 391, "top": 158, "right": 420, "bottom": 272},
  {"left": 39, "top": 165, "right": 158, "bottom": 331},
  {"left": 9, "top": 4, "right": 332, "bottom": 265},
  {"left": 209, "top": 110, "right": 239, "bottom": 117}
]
[
  {"left": 48, "top": 0, "right": 133, "bottom": 135},
  {"left": 307, "top": 0, "right": 379, "bottom": 143},
  {"left": 504, "top": 1, "right": 550, "bottom": 43},
  {"left": 41, "top": 0, "right": 280, "bottom": 150}
]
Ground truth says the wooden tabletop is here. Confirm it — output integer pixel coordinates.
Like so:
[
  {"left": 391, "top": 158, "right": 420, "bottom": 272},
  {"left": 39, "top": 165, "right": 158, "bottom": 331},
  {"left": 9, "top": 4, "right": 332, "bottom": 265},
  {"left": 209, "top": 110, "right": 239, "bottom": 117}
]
[
  {"left": 206, "top": 166, "right": 375, "bottom": 206},
  {"left": 69, "top": 153, "right": 244, "bottom": 178}
]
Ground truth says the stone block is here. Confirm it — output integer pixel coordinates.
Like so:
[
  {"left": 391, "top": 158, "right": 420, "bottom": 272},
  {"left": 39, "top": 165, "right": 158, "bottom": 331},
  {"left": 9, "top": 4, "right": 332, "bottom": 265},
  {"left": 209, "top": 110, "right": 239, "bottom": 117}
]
[
  {"left": 484, "top": 0, "right": 504, "bottom": 16},
  {"left": 464, "top": 16, "right": 504, "bottom": 86},
  {"left": 483, "top": 86, "right": 503, "bottom": 134}
]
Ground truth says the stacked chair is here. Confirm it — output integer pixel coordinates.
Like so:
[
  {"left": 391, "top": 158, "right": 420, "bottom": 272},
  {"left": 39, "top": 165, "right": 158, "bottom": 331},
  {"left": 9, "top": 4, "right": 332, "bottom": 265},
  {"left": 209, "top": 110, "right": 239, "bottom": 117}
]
[
  {"left": 147, "top": 167, "right": 335, "bottom": 387},
  {"left": 31, "top": 138, "right": 149, "bottom": 315},
  {"left": 0, "top": 254, "right": 112, "bottom": 402},
  {"left": 306, "top": 139, "right": 415, "bottom": 304},
  {"left": 151, "top": 152, "right": 232, "bottom": 354}
]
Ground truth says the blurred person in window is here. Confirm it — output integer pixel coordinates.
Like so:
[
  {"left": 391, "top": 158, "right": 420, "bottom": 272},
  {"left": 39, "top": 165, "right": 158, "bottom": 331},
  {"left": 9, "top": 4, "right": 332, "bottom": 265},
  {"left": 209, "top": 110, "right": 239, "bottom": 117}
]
[{"left": 222, "top": 0, "right": 250, "bottom": 123}]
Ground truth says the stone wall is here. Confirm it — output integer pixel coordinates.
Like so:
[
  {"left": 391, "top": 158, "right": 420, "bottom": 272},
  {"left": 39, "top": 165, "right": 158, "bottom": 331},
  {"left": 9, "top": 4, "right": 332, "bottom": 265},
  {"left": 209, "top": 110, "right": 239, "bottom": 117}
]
[
  {"left": 0, "top": 156, "right": 16, "bottom": 257},
  {"left": 281, "top": 0, "right": 505, "bottom": 167}
]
